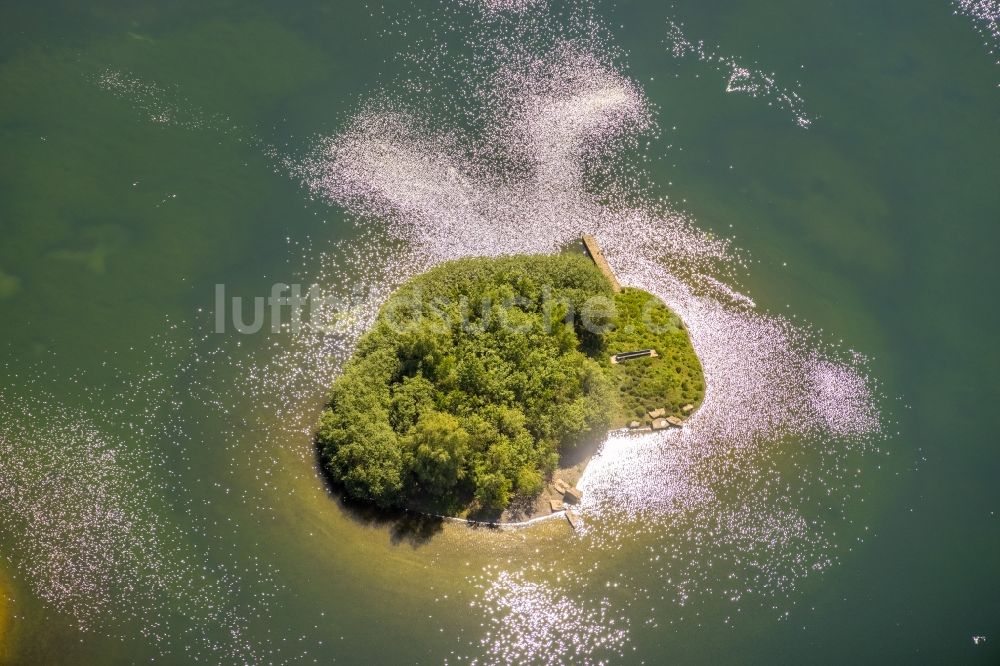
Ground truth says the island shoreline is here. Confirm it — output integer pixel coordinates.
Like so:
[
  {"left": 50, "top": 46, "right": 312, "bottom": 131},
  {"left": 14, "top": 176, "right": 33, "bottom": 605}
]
[{"left": 316, "top": 237, "right": 703, "bottom": 529}]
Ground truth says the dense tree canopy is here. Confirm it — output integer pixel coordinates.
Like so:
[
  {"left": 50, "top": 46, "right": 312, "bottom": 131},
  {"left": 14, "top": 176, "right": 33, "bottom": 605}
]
[{"left": 316, "top": 253, "right": 703, "bottom": 515}]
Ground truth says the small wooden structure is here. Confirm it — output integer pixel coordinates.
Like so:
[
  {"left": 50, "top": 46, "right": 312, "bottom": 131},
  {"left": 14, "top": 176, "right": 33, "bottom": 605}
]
[
  {"left": 610, "top": 349, "right": 658, "bottom": 364},
  {"left": 581, "top": 234, "right": 621, "bottom": 293}
]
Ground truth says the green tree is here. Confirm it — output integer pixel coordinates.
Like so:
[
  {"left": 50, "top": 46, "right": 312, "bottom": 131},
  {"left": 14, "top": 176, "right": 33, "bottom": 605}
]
[
  {"left": 327, "top": 424, "right": 404, "bottom": 508},
  {"left": 389, "top": 375, "right": 435, "bottom": 432},
  {"left": 473, "top": 470, "right": 512, "bottom": 509},
  {"left": 407, "top": 411, "right": 470, "bottom": 494}
]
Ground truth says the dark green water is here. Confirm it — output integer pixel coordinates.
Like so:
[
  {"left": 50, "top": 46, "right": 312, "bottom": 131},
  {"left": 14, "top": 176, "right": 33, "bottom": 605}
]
[{"left": 1, "top": 0, "right": 998, "bottom": 664}]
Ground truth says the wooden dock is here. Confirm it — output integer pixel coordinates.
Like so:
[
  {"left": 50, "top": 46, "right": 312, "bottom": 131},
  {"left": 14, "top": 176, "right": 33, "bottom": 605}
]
[{"left": 581, "top": 234, "right": 621, "bottom": 293}]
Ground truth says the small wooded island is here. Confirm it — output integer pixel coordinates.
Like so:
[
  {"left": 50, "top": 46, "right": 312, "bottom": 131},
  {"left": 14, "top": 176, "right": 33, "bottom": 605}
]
[{"left": 316, "top": 246, "right": 704, "bottom": 520}]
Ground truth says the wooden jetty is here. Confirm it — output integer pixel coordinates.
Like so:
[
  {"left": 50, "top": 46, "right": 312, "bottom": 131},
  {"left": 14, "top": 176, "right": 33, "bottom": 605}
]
[{"left": 581, "top": 234, "right": 621, "bottom": 293}]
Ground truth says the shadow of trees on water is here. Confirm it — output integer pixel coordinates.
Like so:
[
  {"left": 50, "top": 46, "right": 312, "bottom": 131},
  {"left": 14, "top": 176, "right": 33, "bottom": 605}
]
[
  {"left": 313, "top": 436, "right": 598, "bottom": 542},
  {"left": 310, "top": 442, "right": 529, "bottom": 546},
  {"left": 313, "top": 452, "right": 446, "bottom": 547}
]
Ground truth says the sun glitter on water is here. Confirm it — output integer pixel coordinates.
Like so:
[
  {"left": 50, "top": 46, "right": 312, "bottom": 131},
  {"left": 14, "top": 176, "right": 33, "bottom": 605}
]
[
  {"left": 5, "top": 0, "right": 894, "bottom": 663},
  {"left": 294, "top": 1, "right": 887, "bottom": 662}
]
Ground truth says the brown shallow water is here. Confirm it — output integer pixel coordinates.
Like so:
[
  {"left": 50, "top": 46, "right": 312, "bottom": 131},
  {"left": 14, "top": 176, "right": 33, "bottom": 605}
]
[{"left": 0, "top": 567, "right": 15, "bottom": 662}]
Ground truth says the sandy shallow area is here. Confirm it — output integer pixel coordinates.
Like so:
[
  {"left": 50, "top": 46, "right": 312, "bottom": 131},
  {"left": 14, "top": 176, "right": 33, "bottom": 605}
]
[{"left": 0, "top": 567, "right": 14, "bottom": 662}]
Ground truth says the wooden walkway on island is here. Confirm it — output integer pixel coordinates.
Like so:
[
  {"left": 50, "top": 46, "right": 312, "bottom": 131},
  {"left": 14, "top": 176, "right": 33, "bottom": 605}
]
[{"left": 581, "top": 234, "right": 621, "bottom": 293}]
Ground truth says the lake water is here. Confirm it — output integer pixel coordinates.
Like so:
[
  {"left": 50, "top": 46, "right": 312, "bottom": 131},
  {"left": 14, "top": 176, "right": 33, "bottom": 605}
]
[{"left": 1, "top": 0, "right": 998, "bottom": 663}]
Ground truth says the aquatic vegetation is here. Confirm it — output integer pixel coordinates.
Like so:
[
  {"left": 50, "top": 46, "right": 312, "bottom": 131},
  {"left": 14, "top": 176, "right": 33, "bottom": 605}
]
[{"left": 0, "top": 268, "right": 19, "bottom": 299}]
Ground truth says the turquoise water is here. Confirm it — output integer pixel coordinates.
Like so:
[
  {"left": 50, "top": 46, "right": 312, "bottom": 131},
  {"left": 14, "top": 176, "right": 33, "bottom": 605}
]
[{"left": 1, "top": 0, "right": 998, "bottom": 663}]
